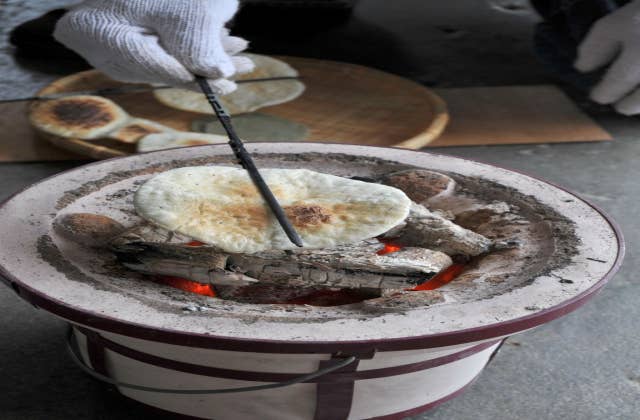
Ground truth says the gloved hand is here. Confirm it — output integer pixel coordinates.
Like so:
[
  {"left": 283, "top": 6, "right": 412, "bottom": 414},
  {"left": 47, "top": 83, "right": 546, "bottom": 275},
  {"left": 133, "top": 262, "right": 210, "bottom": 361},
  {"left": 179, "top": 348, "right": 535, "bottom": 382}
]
[
  {"left": 53, "top": 0, "right": 254, "bottom": 94},
  {"left": 575, "top": 0, "right": 640, "bottom": 115}
]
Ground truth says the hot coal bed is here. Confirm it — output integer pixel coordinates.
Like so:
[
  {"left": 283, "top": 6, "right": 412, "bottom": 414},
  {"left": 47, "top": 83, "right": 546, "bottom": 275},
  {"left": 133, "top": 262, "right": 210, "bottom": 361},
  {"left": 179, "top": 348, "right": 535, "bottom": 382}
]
[{"left": 0, "top": 144, "right": 622, "bottom": 419}]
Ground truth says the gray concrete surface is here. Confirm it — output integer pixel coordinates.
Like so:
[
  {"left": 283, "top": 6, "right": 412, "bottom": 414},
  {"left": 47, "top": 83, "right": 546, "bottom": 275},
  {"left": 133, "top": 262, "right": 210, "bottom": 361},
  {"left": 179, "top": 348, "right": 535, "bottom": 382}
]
[{"left": 0, "top": 1, "right": 638, "bottom": 419}]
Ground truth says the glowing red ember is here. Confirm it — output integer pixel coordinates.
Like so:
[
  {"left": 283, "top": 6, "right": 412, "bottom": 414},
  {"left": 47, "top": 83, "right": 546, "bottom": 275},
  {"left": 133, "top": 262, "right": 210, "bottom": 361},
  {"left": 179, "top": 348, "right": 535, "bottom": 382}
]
[
  {"left": 186, "top": 240, "right": 205, "bottom": 247},
  {"left": 377, "top": 238, "right": 403, "bottom": 255},
  {"left": 155, "top": 276, "right": 217, "bottom": 297},
  {"left": 377, "top": 243, "right": 402, "bottom": 255},
  {"left": 152, "top": 241, "right": 216, "bottom": 296},
  {"left": 411, "top": 263, "right": 466, "bottom": 291},
  {"left": 377, "top": 237, "right": 465, "bottom": 290}
]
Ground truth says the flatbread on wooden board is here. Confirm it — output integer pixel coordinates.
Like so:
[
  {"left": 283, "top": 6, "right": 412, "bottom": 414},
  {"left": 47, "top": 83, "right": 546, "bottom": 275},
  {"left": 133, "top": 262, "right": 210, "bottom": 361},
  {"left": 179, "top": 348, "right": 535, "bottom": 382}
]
[
  {"left": 109, "top": 118, "right": 177, "bottom": 143},
  {"left": 154, "top": 54, "right": 305, "bottom": 115},
  {"left": 134, "top": 166, "right": 411, "bottom": 254},
  {"left": 29, "top": 95, "right": 130, "bottom": 140},
  {"left": 137, "top": 132, "right": 228, "bottom": 152}
]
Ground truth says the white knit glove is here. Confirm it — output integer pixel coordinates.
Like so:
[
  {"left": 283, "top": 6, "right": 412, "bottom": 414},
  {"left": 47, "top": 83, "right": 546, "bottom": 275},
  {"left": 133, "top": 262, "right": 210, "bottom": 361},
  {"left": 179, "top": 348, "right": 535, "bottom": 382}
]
[
  {"left": 575, "top": 0, "right": 640, "bottom": 115},
  {"left": 53, "top": 0, "right": 254, "bottom": 94}
]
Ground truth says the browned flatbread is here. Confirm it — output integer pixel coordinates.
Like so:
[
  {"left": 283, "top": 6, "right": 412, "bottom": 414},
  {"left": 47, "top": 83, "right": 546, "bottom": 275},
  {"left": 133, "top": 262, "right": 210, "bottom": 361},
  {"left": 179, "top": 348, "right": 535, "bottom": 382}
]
[
  {"left": 29, "top": 95, "right": 130, "bottom": 140},
  {"left": 134, "top": 166, "right": 412, "bottom": 253},
  {"left": 137, "top": 132, "right": 227, "bottom": 152},
  {"left": 154, "top": 54, "right": 305, "bottom": 115},
  {"left": 109, "top": 118, "right": 176, "bottom": 144}
]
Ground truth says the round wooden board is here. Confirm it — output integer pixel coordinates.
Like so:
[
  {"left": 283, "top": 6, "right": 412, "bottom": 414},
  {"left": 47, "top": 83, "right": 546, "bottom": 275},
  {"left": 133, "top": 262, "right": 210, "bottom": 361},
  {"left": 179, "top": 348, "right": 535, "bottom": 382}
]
[{"left": 32, "top": 57, "right": 448, "bottom": 159}]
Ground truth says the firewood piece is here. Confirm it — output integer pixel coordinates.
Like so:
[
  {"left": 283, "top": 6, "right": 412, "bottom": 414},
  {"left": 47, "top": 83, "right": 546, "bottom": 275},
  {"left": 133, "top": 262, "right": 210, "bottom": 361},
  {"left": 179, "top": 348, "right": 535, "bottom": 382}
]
[
  {"left": 383, "top": 203, "right": 493, "bottom": 257},
  {"left": 53, "top": 213, "right": 126, "bottom": 247},
  {"left": 110, "top": 222, "right": 193, "bottom": 247},
  {"left": 229, "top": 239, "right": 452, "bottom": 289},
  {"left": 111, "top": 241, "right": 258, "bottom": 287},
  {"left": 382, "top": 169, "right": 456, "bottom": 203},
  {"left": 362, "top": 289, "right": 445, "bottom": 311},
  {"left": 214, "top": 284, "right": 380, "bottom": 305},
  {"left": 109, "top": 230, "right": 453, "bottom": 290},
  {"left": 454, "top": 202, "right": 512, "bottom": 231}
]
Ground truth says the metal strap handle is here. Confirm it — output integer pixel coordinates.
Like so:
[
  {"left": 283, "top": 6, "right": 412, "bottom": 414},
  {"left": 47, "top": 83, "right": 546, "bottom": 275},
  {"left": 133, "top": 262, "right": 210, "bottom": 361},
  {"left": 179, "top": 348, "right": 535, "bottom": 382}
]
[{"left": 66, "top": 327, "right": 357, "bottom": 395}]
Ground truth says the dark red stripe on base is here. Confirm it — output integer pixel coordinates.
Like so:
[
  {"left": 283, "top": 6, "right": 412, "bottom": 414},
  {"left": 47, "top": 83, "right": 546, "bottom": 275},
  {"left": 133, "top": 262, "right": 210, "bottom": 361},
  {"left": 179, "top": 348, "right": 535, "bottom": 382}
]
[
  {"left": 314, "top": 355, "right": 360, "bottom": 420},
  {"left": 84, "top": 328, "right": 109, "bottom": 377}
]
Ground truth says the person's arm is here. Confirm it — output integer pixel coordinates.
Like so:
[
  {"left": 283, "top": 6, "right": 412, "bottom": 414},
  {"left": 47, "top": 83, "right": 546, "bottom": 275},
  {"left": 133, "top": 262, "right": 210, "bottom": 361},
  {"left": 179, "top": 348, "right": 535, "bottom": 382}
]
[{"left": 53, "top": 0, "right": 253, "bottom": 93}]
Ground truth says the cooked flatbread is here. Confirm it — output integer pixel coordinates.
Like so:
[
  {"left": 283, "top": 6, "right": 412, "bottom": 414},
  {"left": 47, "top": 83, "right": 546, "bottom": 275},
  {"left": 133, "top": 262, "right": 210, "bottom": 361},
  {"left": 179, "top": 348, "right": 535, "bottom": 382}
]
[
  {"left": 134, "top": 166, "right": 411, "bottom": 254},
  {"left": 154, "top": 54, "right": 305, "bottom": 115},
  {"left": 29, "top": 95, "right": 130, "bottom": 140},
  {"left": 137, "top": 132, "right": 228, "bottom": 152},
  {"left": 192, "top": 112, "right": 309, "bottom": 142},
  {"left": 109, "top": 118, "right": 176, "bottom": 144}
]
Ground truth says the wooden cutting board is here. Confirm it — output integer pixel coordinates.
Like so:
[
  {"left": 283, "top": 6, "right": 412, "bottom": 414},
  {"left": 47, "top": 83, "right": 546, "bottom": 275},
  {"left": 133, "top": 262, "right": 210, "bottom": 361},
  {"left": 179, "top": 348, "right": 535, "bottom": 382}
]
[
  {"left": 23, "top": 56, "right": 449, "bottom": 159},
  {"left": 0, "top": 70, "right": 612, "bottom": 162},
  {"left": 429, "top": 85, "right": 612, "bottom": 147}
]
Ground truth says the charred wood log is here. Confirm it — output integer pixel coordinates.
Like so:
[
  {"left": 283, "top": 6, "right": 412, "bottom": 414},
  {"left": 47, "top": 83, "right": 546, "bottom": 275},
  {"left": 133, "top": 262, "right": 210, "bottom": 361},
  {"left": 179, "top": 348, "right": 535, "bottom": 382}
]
[
  {"left": 361, "top": 289, "right": 445, "bottom": 312},
  {"left": 110, "top": 237, "right": 452, "bottom": 290},
  {"left": 381, "top": 169, "right": 456, "bottom": 202},
  {"left": 53, "top": 213, "right": 126, "bottom": 247},
  {"left": 382, "top": 203, "right": 493, "bottom": 257},
  {"left": 228, "top": 239, "right": 452, "bottom": 289},
  {"left": 53, "top": 211, "right": 480, "bottom": 291},
  {"left": 111, "top": 241, "right": 257, "bottom": 287}
]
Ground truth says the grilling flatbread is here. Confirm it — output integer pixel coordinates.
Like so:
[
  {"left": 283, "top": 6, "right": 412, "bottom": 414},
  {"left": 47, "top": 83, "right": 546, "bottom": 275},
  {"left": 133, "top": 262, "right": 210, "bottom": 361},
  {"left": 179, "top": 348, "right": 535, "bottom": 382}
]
[
  {"left": 134, "top": 166, "right": 411, "bottom": 254},
  {"left": 154, "top": 54, "right": 305, "bottom": 115},
  {"left": 29, "top": 95, "right": 130, "bottom": 140},
  {"left": 137, "top": 132, "right": 228, "bottom": 152}
]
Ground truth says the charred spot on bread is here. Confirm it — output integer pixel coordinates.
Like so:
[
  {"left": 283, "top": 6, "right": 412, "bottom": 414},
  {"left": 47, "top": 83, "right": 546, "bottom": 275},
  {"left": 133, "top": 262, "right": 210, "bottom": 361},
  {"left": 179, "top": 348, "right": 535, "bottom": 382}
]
[
  {"left": 29, "top": 95, "right": 130, "bottom": 139},
  {"left": 51, "top": 98, "right": 117, "bottom": 128},
  {"left": 285, "top": 205, "right": 332, "bottom": 228}
]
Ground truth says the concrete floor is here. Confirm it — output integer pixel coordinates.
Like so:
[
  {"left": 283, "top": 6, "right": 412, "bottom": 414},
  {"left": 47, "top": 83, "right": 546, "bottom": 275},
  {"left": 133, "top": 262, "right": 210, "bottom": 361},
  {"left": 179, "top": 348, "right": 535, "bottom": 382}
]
[{"left": 0, "top": 1, "right": 638, "bottom": 419}]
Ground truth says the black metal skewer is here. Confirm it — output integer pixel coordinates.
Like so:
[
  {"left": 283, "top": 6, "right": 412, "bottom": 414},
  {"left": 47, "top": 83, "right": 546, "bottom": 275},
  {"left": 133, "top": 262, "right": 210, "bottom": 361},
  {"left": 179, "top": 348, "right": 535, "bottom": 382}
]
[{"left": 195, "top": 75, "right": 304, "bottom": 248}]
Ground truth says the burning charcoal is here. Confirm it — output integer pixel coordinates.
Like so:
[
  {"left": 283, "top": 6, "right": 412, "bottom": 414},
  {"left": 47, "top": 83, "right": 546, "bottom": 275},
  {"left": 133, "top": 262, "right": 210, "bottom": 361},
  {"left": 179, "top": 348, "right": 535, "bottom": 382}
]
[
  {"left": 110, "top": 229, "right": 452, "bottom": 290},
  {"left": 382, "top": 169, "right": 456, "bottom": 203},
  {"left": 362, "top": 289, "right": 444, "bottom": 311},
  {"left": 53, "top": 213, "right": 126, "bottom": 247},
  {"left": 383, "top": 203, "right": 493, "bottom": 257},
  {"left": 110, "top": 241, "right": 258, "bottom": 287},
  {"left": 454, "top": 202, "right": 512, "bottom": 231},
  {"left": 215, "top": 284, "right": 379, "bottom": 306},
  {"left": 109, "top": 225, "right": 261, "bottom": 288},
  {"left": 110, "top": 222, "right": 193, "bottom": 247},
  {"left": 226, "top": 239, "right": 452, "bottom": 290},
  {"left": 492, "top": 239, "right": 522, "bottom": 250}
]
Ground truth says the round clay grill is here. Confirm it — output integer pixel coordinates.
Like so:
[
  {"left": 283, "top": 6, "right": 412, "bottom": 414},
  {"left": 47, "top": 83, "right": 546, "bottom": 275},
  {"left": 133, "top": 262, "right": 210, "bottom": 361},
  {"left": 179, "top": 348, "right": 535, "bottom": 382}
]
[
  {"left": 0, "top": 144, "right": 623, "bottom": 419},
  {"left": 0, "top": 144, "right": 623, "bottom": 352}
]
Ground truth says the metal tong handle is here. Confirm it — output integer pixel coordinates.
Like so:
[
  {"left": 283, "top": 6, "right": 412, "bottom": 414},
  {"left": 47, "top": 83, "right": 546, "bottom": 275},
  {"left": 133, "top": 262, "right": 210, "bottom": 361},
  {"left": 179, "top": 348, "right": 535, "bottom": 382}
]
[{"left": 195, "top": 76, "right": 303, "bottom": 247}]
